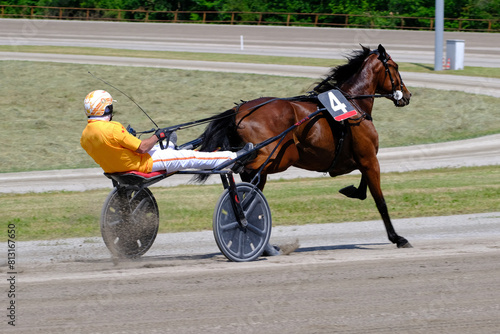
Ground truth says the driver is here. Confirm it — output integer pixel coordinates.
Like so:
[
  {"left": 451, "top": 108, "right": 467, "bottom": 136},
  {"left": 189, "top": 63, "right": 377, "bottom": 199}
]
[{"left": 80, "top": 90, "right": 253, "bottom": 174}]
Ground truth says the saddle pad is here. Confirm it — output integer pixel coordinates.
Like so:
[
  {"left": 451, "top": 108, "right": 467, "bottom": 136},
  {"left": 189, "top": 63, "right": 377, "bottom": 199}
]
[{"left": 317, "top": 89, "right": 357, "bottom": 121}]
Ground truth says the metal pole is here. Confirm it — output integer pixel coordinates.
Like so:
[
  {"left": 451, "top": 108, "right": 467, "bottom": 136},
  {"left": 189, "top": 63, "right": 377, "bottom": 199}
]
[{"left": 434, "top": 0, "right": 444, "bottom": 70}]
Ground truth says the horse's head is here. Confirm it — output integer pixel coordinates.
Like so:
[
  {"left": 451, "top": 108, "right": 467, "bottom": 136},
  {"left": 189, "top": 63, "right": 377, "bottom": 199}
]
[{"left": 372, "top": 44, "right": 411, "bottom": 107}]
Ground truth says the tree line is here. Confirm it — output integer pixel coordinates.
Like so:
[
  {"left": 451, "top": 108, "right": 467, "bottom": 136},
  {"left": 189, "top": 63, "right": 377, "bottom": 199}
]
[{"left": 2, "top": 0, "right": 499, "bottom": 30}]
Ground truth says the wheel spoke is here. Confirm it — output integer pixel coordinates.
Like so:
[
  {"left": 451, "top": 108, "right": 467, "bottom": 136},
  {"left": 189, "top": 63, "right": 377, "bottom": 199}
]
[
  {"left": 237, "top": 230, "right": 244, "bottom": 257},
  {"left": 106, "top": 218, "right": 122, "bottom": 228},
  {"left": 246, "top": 222, "right": 266, "bottom": 236},
  {"left": 240, "top": 189, "right": 257, "bottom": 210},
  {"left": 220, "top": 221, "right": 239, "bottom": 232},
  {"left": 131, "top": 198, "right": 150, "bottom": 216},
  {"left": 243, "top": 197, "right": 259, "bottom": 217},
  {"left": 227, "top": 225, "right": 239, "bottom": 249}
]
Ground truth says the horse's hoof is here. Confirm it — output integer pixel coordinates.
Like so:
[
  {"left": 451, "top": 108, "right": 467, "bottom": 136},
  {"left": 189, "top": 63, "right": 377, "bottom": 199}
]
[
  {"left": 339, "top": 185, "right": 367, "bottom": 200},
  {"left": 397, "top": 241, "right": 413, "bottom": 248},
  {"left": 262, "top": 243, "right": 281, "bottom": 256}
]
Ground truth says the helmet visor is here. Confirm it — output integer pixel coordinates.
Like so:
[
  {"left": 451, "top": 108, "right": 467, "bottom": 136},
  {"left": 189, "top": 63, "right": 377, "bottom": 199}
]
[{"left": 104, "top": 104, "right": 113, "bottom": 115}]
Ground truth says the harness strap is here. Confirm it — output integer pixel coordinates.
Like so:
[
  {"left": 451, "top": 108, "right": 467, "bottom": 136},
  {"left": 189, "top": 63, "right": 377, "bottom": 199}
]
[{"left": 320, "top": 123, "right": 347, "bottom": 174}]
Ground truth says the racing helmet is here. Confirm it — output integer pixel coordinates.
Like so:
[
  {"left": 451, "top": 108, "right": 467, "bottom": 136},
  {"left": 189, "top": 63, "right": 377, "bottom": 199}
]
[{"left": 84, "top": 90, "right": 114, "bottom": 117}]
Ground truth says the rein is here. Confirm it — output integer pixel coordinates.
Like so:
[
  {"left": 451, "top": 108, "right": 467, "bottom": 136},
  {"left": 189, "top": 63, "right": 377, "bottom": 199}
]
[
  {"left": 141, "top": 96, "right": 312, "bottom": 136},
  {"left": 134, "top": 95, "right": 313, "bottom": 138},
  {"left": 347, "top": 93, "right": 393, "bottom": 99},
  {"left": 134, "top": 106, "right": 255, "bottom": 136},
  {"left": 234, "top": 95, "right": 313, "bottom": 128}
]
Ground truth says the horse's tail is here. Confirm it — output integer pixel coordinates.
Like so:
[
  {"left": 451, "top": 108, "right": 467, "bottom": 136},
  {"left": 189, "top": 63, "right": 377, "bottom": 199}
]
[
  {"left": 194, "top": 108, "right": 241, "bottom": 182},
  {"left": 198, "top": 109, "right": 238, "bottom": 152}
]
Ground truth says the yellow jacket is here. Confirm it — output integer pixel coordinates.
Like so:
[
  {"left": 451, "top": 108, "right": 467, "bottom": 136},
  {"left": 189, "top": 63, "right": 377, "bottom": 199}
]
[{"left": 80, "top": 120, "right": 153, "bottom": 173}]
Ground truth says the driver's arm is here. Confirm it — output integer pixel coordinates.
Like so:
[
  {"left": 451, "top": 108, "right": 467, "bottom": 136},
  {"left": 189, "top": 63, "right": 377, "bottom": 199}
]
[{"left": 135, "top": 135, "right": 158, "bottom": 154}]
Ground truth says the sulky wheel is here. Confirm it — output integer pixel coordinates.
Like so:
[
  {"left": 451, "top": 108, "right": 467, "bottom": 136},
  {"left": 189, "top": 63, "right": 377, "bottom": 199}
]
[
  {"left": 100, "top": 187, "right": 159, "bottom": 258},
  {"left": 213, "top": 182, "right": 272, "bottom": 262}
]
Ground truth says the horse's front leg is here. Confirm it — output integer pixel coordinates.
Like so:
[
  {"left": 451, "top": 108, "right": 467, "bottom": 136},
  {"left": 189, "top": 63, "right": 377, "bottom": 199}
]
[
  {"left": 339, "top": 176, "right": 367, "bottom": 200},
  {"left": 361, "top": 162, "right": 412, "bottom": 248}
]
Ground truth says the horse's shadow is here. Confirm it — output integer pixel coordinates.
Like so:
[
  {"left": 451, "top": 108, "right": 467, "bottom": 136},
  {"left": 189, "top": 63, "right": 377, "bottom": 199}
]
[
  {"left": 294, "top": 242, "right": 388, "bottom": 253},
  {"left": 77, "top": 242, "right": 389, "bottom": 265}
]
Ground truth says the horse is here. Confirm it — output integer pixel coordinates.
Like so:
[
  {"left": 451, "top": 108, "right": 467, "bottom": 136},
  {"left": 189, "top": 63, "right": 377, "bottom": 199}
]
[{"left": 197, "top": 44, "right": 412, "bottom": 249}]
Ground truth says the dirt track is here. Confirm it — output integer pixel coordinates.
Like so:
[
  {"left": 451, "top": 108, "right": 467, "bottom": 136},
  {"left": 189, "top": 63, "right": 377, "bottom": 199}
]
[
  {"left": 7, "top": 236, "right": 500, "bottom": 333},
  {"left": 4, "top": 213, "right": 499, "bottom": 333}
]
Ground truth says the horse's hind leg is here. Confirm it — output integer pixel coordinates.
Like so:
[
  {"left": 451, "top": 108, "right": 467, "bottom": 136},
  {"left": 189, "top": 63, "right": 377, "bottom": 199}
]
[
  {"left": 240, "top": 171, "right": 281, "bottom": 256},
  {"left": 239, "top": 170, "right": 267, "bottom": 191},
  {"left": 361, "top": 166, "right": 412, "bottom": 248}
]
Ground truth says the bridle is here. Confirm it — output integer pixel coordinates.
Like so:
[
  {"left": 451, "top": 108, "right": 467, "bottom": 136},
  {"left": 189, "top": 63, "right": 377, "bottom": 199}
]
[
  {"left": 344, "top": 50, "right": 405, "bottom": 102},
  {"left": 377, "top": 50, "right": 405, "bottom": 101}
]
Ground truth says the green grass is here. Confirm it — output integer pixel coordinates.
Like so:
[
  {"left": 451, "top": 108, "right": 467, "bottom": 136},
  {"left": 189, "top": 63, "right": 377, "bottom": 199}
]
[
  {"left": 1, "top": 166, "right": 499, "bottom": 241},
  {"left": 2, "top": 45, "right": 500, "bottom": 78},
  {"left": 1, "top": 60, "right": 499, "bottom": 173}
]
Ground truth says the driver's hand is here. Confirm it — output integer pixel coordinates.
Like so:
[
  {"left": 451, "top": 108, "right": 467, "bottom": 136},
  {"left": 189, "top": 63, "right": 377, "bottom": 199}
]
[
  {"left": 126, "top": 125, "right": 136, "bottom": 136},
  {"left": 155, "top": 128, "right": 170, "bottom": 140}
]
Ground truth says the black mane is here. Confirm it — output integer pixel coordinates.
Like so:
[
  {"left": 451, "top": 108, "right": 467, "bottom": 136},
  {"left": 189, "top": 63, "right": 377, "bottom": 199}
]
[{"left": 313, "top": 46, "right": 372, "bottom": 94}]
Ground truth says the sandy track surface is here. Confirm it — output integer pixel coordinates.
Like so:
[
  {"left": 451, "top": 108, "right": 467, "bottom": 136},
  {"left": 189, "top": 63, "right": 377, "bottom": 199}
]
[
  {"left": 7, "top": 212, "right": 500, "bottom": 333},
  {"left": 11, "top": 241, "right": 500, "bottom": 334}
]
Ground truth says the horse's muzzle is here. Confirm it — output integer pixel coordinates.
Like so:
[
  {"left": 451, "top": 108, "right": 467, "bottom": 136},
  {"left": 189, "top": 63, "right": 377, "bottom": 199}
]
[{"left": 394, "top": 90, "right": 411, "bottom": 107}]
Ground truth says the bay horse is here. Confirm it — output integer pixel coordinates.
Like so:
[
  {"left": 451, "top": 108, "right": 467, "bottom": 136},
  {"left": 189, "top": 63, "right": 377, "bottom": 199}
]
[{"left": 198, "top": 44, "right": 412, "bottom": 249}]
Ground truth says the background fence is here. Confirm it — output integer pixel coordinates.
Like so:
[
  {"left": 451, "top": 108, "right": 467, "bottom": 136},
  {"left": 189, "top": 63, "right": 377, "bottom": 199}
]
[{"left": 1, "top": 5, "right": 499, "bottom": 32}]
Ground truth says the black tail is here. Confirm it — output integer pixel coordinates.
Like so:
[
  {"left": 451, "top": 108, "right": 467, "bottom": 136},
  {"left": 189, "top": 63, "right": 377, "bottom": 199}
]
[{"left": 194, "top": 108, "right": 241, "bottom": 182}]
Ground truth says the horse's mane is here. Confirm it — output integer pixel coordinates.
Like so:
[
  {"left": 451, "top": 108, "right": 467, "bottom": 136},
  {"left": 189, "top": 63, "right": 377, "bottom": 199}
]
[{"left": 313, "top": 46, "right": 372, "bottom": 94}]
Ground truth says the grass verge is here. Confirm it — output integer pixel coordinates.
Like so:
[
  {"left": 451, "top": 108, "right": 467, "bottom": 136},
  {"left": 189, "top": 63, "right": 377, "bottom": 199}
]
[{"left": 1, "top": 165, "right": 499, "bottom": 241}]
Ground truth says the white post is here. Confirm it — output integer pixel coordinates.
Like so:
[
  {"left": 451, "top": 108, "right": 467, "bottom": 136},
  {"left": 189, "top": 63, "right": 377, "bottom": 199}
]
[
  {"left": 240, "top": 35, "right": 244, "bottom": 51},
  {"left": 434, "top": 0, "right": 444, "bottom": 71}
]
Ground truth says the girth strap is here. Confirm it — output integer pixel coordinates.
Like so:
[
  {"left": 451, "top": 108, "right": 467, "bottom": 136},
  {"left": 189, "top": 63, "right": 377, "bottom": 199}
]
[{"left": 320, "top": 122, "right": 348, "bottom": 174}]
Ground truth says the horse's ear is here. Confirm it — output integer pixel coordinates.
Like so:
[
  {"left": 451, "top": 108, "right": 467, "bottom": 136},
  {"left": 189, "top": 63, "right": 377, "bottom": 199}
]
[
  {"left": 377, "top": 44, "right": 390, "bottom": 63},
  {"left": 378, "top": 44, "right": 387, "bottom": 59},
  {"left": 360, "top": 44, "right": 370, "bottom": 53}
]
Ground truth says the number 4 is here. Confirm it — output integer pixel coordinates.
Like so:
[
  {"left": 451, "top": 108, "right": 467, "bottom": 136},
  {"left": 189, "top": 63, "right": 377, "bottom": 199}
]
[{"left": 327, "top": 91, "right": 348, "bottom": 114}]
